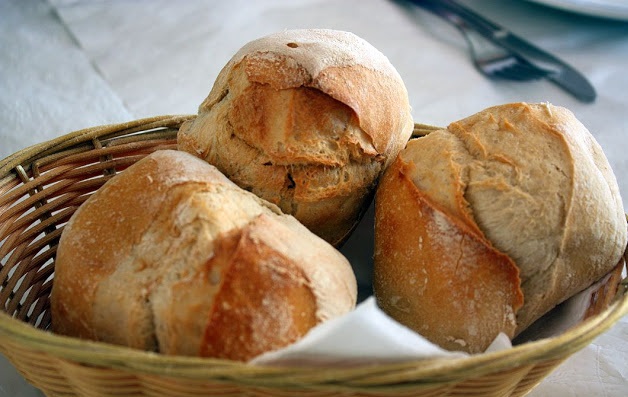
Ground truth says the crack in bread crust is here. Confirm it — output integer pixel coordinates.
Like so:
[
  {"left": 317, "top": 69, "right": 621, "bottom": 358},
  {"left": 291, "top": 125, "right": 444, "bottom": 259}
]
[
  {"left": 376, "top": 102, "right": 627, "bottom": 350},
  {"left": 178, "top": 29, "right": 414, "bottom": 245},
  {"left": 52, "top": 150, "right": 358, "bottom": 360}
]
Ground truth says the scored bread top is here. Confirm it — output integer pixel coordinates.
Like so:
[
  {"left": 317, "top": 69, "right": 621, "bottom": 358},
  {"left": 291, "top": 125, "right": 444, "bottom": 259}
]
[
  {"left": 374, "top": 154, "right": 524, "bottom": 353},
  {"left": 198, "top": 29, "right": 413, "bottom": 166},
  {"left": 51, "top": 150, "right": 357, "bottom": 359},
  {"left": 374, "top": 102, "right": 626, "bottom": 353},
  {"left": 51, "top": 150, "right": 257, "bottom": 341},
  {"left": 402, "top": 102, "right": 627, "bottom": 333},
  {"left": 231, "top": 29, "right": 398, "bottom": 81},
  {"left": 178, "top": 29, "right": 414, "bottom": 245}
]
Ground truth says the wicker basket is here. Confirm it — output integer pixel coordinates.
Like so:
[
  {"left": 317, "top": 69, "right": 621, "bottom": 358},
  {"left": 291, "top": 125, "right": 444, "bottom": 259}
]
[{"left": 1, "top": 115, "right": 627, "bottom": 397}]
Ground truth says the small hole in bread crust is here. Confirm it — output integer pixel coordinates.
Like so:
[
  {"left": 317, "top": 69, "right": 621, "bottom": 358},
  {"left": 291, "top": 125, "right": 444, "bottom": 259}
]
[
  {"left": 286, "top": 42, "right": 298, "bottom": 48},
  {"left": 286, "top": 173, "right": 296, "bottom": 189}
]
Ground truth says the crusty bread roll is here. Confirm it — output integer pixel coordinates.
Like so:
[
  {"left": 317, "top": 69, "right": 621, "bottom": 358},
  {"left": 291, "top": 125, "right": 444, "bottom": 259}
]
[
  {"left": 50, "top": 150, "right": 357, "bottom": 361},
  {"left": 178, "top": 29, "right": 414, "bottom": 246},
  {"left": 373, "top": 102, "right": 627, "bottom": 353}
]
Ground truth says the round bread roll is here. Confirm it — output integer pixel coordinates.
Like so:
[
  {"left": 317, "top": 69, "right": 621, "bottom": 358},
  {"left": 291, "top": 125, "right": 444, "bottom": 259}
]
[
  {"left": 373, "top": 102, "right": 627, "bottom": 353},
  {"left": 178, "top": 28, "right": 414, "bottom": 246},
  {"left": 50, "top": 150, "right": 357, "bottom": 361}
]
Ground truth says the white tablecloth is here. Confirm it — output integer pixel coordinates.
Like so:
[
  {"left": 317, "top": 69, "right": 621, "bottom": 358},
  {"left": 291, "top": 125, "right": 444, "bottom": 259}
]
[{"left": 1, "top": 0, "right": 627, "bottom": 396}]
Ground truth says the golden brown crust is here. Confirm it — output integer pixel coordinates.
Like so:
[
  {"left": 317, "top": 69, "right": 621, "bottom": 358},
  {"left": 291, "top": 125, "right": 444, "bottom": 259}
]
[
  {"left": 50, "top": 150, "right": 236, "bottom": 343},
  {"left": 178, "top": 29, "right": 413, "bottom": 245},
  {"left": 213, "top": 29, "right": 413, "bottom": 157},
  {"left": 374, "top": 156, "right": 523, "bottom": 353},
  {"left": 51, "top": 150, "right": 357, "bottom": 361},
  {"left": 449, "top": 103, "right": 627, "bottom": 333},
  {"left": 374, "top": 102, "right": 626, "bottom": 353},
  {"left": 200, "top": 222, "right": 318, "bottom": 361}
]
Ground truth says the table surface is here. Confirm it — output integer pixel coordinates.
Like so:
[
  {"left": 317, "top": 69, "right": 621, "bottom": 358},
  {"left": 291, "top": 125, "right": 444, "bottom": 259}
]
[{"left": 1, "top": 0, "right": 627, "bottom": 396}]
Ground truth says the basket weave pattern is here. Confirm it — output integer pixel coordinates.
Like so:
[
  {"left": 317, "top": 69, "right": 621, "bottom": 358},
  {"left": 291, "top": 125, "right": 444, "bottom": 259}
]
[{"left": 1, "top": 115, "right": 627, "bottom": 397}]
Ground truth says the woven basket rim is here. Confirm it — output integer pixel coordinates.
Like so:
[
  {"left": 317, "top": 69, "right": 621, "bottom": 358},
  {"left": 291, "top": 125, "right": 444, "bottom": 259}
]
[
  {"left": 0, "top": 114, "right": 195, "bottom": 176},
  {"left": 0, "top": 276, "right": 625, "bottom": 383},
  {"left": 0, "top": 115, "right": 627, "bottom": 388}
]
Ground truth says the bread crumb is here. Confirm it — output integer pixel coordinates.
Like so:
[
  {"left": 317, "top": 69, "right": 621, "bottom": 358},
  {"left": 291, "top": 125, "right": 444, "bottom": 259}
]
[
  {"left": 505, "top": 305, "right": 516, "bottom": 326},
  {"left": 446, "top": 335, "right": 467, "bottom": 347},
  {"left": 389, "top": 295, "right": 410, "bottom": 313}
]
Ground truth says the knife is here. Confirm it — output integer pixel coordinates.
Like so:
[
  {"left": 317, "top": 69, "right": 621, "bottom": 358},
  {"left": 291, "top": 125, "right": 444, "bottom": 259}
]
[{"left": 403, "top": 0, "right": 596, "bottom": 103}]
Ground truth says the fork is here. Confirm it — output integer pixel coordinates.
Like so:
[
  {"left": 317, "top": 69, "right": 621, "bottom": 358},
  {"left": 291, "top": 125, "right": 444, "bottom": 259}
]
[
  {"left": 457, "top": 20, "right": 554, "bottom": 81},
  {"left": 408, "top": 0, "right": 558, "bottom": 82}
]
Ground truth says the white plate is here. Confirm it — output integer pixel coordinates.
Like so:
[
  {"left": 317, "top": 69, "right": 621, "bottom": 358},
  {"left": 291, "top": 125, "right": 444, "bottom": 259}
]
[{"left": 526, "top": 0, "right": 628, "bottom": 20}]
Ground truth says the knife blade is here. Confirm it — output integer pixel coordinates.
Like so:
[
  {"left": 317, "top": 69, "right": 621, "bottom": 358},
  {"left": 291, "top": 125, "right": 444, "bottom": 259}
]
[{"left": 403, "top": 0, "right": 596, "bottom": 103}]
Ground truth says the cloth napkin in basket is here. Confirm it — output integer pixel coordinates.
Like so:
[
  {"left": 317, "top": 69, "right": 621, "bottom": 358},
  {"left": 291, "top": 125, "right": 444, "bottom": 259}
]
[
  {"left": 250, "top": 272, "right": 617, "bottom": 367},
  {"left": 250, "top": 296, "right": 511, "bottom": 367}
]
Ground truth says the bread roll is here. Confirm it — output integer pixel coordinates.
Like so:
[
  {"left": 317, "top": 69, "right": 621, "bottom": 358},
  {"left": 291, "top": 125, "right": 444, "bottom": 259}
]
[
  {"left": 178, "top": 28, "right": 414, "bottom": 246},
  {"left": 373, "top": 102, "right": 627, "bottom": 353},
  {"left": 50, "top": 150, "right": 357, "bottom": 361}
]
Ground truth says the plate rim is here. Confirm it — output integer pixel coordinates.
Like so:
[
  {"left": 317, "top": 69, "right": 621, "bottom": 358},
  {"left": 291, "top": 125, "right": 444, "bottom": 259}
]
[{"left": 526, "top": 0, "right": 628, "bottom": 20}]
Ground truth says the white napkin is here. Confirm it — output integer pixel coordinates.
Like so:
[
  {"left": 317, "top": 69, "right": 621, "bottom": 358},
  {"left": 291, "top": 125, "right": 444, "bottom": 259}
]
[
  {"left": 250, "top": 271, "right": 621, "bottom": 367},
  {"left": 250, "top": 296, "right": 511, "bottom": 367}
]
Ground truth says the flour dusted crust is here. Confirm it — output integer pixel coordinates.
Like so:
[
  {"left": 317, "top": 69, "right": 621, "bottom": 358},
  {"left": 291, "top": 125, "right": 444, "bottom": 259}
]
[
  {"left": 50, "top": 150, "right": 357, "bottom": 361},
  {"left": 374, "top": 158, "right": 523, "bottom": 353},
  {"left": 178, "top": 29, "right": 414, "bottom": 246},
  {"left": 374, "top": 102, "right": 627, "bottom": 353}
]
